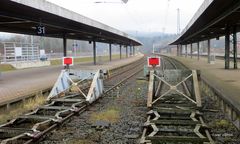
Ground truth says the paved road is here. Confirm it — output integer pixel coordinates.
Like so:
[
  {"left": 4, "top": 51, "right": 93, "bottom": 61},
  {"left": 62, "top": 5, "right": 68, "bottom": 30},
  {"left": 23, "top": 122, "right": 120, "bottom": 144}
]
[{"left": 0, "top": 55, "right": 143, "bottom": 105}]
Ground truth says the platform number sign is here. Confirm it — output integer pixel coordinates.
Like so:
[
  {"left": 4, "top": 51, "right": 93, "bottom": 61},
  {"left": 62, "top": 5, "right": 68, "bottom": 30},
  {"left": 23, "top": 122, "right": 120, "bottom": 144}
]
[
  {"left": 63, "top": 57, "right": 74, "bottom": 66},
  {"left": 148, "top": 57, "right": 160, "bottom": 67},
  {"left": 36, "top": 25, "right": 45, "bottom": 36}
]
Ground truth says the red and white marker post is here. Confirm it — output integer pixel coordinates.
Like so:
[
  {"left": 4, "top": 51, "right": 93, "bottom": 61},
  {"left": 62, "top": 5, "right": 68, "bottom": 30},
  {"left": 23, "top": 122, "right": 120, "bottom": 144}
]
[
  {"left": 148, "top": 57, "right": 161, "bottom": 69},
  {"left": 63, "top": 57, "right": 74, "bottom": 70}
]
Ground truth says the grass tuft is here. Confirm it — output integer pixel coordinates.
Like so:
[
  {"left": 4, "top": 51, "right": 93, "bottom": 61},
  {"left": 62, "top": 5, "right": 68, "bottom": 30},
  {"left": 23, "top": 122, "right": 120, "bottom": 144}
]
[
  {"left": 0, "top": 64, "right": 16, "bottom": 72},
  {"left": 215, "top": 119, "right": 233, "bottom": 129},
  {"left": 90, "top": 108, "right": 120, "bottom": 124},
  {"left": 50, "top": 54, "right": 120, "bottom": 66},
  {"left": 0, "top": 96, "right": 46, "bottom": 124},
  {"left": 68, "top": 139, "right": 95, "bottom": 144}
]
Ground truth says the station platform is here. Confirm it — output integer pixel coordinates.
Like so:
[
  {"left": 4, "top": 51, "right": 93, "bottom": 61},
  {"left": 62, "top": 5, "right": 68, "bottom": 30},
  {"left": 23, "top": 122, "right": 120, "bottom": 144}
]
[
  {"left": 0, "top": 54, "right": 144, "bottom": 107},
  {"left": 169, "top": 55, "right": 240, "bottom": 115}
]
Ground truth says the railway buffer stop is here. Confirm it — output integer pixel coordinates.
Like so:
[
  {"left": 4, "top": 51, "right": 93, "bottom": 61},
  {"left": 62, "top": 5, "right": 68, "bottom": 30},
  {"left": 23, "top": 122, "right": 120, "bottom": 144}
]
[
  {"left": 0, "top": 0, "right": 143, "bottom": 143},
  {"left": 141, "top": 56, "right": 212, "bottom": 143},
  {"left": 0, "top": 0, "right": 143, "bottom": 110}
]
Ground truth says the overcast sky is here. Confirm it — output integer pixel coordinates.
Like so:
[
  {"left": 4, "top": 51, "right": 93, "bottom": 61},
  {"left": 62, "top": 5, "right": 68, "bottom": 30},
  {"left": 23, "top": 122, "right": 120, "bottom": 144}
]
[{"left": 47, "top": 0, "right": 204, "bottom": 34}]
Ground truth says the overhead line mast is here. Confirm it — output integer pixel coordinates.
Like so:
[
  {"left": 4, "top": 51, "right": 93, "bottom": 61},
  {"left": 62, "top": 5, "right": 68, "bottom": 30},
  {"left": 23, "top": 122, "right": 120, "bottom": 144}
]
[
  {"left": 177, "top": 8, "right": 181, "bottom": 35},
  {"left": 162, "top": 0, "right": 170, "bottom": 33}
]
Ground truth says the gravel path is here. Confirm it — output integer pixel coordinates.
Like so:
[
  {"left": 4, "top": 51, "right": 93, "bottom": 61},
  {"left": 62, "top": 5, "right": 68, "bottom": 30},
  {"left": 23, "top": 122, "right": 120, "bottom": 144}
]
[{"left": 40, "top": 71, "right": 148, "bottom": 144}]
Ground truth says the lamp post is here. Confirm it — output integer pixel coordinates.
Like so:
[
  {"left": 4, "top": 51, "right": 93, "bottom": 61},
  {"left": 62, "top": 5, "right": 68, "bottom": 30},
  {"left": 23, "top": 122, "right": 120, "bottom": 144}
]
[
  {"left": 152, "top": 43, "right": 155, "bottom": 54},
  {"left": 72, "top": 40, "right": 78, "bottom": 57}
]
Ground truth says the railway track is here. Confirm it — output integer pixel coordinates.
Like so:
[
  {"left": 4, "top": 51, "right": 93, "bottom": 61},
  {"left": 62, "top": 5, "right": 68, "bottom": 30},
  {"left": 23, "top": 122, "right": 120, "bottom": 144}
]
[
  {"left": 0, "top": 58, "right": 144, "bottom": 144},
  {"left": 141, "top": 56, "right": 214, "bottom": 144}
]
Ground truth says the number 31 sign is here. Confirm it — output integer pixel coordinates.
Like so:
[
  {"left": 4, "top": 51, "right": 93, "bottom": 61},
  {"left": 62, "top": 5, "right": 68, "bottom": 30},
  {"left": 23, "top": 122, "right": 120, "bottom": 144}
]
[{"left": 36, "top": 25, "right": 45, "bottom": 36}]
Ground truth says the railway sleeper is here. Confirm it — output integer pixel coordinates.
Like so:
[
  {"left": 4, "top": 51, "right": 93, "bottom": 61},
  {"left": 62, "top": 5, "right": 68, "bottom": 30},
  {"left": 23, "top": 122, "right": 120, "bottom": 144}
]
[
  {"left": 0, "top": 65, "right": 143, "bottom": 143},
  {"left": 0, "top": 134, "right": 32, "bottom": 144},
  {"left": 143, "top": 122, "right": 211, "bottom": 143},
  {"left": 142, "top": 67, "right": 213, "bottom": 143},
  {"left": 0, "top": 127, "right": 32, "bottom": 139},
  {"left": 147, "top": 110, "right": 202, "bottom": 121},
  {"left": 146, "top": 136, "right": 209, "bottom": 143}
]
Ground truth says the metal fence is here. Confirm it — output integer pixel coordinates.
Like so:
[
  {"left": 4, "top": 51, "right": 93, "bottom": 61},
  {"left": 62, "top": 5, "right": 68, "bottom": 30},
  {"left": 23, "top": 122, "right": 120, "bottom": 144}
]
[{"left": 2, "top": 42, "right": 39, "bottom": 63}]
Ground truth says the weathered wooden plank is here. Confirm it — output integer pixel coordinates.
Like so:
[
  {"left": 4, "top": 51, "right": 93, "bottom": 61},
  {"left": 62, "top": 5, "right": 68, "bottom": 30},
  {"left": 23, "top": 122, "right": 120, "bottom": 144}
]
[
  {"left": 147, "top": 70, "right": 155, "bottom": 108},
  {"left": 192, "top": 70, "right": 202, "bottom": 107}
]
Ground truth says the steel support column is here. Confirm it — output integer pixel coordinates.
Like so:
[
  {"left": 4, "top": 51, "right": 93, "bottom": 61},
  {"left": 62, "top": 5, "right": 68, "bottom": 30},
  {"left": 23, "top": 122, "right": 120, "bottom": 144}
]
[
  {"left": 233, "top": 26, "right": 238, "bottom": 69},
  {"left": 180, "top": 45, "right": 183, "bottom": 56},
  {"left": 109, "top": 43, "right": 112, "bottom": 61},
  {"left": 207, "top": 39, "right": 211, "bottom": 63},
  {"left": 93, "top": 41, "right": 96, "bottom": 65},
  {"left": 197, "top": 42, "right": 200, "bottom": 61},
  {"left": 190, "top": 43, "right": 193, "bottom": 59},
  {"left": 225, "top": 27, "right": 230, "bottom": 69},
  {"left": 120, "top": 45, "right": 122, "bottom": 59},
  {"left": 63, "top": 35, "right": 67, "bottom": 69},
  {"left": 177, "top": 45, "right": 179, "bottom": 56},
  {"left": 179, "top": 45, "right": 181, "bottom": 56},
  {"left": 126, "top": 46, "right": 128, "bottom": 58},
  {"left": 132, "top": 46, "right": 135, "bottom": 56},
  {"left": 130, "top": 45, "right": 132, "bottom": 56},
  {"left": 185, "top": 45, "right": 187, "bottom": 57},
  {"left": 63, "top": 34, "right": 67, "bottom": 57}
]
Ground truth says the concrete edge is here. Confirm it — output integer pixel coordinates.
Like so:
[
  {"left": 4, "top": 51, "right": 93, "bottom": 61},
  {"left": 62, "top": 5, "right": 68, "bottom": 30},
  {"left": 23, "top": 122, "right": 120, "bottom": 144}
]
[
  {"left": 201, "top": 76, "right": 240, "bottom": 115},
  {"left": 0, "top": 56, "right": 144, "bottom": 108},
  {"left": 168, "top": 55, "right": 240, "bottom": 116},
  {"left": 0, "top": 87, "right": 52, "bottom": 108}
]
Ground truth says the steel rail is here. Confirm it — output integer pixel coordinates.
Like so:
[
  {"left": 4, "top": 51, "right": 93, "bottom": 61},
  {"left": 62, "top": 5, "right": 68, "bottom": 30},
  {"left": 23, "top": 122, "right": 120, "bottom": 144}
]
[
  {"left": 141, "top": 56, "right": 214, "bottom": 144},
  {"left": 0, "top": 58, "right": 145, "bottom": 144}
]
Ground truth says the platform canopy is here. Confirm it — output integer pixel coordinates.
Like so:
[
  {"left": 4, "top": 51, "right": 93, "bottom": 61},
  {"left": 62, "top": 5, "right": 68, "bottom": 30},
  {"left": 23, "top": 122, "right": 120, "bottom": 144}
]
[
  {"left": 0, "top": 0, "right": 142, "bottom": 46},
  {"left": 171, "top": 0, "right": 240, "bottom": 45}
]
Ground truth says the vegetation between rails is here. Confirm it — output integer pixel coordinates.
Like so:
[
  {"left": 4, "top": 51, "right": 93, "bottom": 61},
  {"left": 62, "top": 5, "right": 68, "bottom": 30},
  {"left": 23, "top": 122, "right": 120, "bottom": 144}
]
[
  {"left": 68, "top": 139, "right": 95, "bottom": 144},
  {"left": 0, "top": 96, "right": 46, "bottom": 124},
  {"left": 90, "top": 107, "right": 120, "bottom": 124}
]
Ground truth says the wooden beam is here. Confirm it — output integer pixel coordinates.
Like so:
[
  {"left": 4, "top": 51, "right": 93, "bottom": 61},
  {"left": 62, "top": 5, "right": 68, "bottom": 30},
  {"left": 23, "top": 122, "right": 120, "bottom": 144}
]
[
  {"left": 147, "top": 70, "right": 155, "bottom": 108},
  {"left": 192, "top": 70, "right": 202, "bottom": 108}
]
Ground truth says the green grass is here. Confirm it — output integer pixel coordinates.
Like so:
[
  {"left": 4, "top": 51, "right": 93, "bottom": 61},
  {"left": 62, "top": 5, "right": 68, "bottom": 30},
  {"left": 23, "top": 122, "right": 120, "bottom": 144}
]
[
  {"left": 50, "top": 57, "right": 93, "bottom": 65},
  {"left": 0, "top": 96, "right": 46, "bottom": 124},
  {"left": 0, "top": 64, "right": 16, "bottom": 72},
  {"left": 68, "top": 139, "right": 95, "bottom": 144},
  {"left": 90, "top": 107, "right": 120, "bottom": 123},
  {"left": 50, "top": 54, "right": 121, "bottom": 66},
  {"left": 0, "top": 54, "right": 122, "bottom": 71}
]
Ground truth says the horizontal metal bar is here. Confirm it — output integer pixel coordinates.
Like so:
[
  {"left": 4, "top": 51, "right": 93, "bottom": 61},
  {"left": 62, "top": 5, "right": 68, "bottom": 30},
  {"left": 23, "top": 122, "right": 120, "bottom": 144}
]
[
  {"left": 153, "top": 108, "right": 198, "bottom": 114},
  {"left": 39, "top": 106, "right": 71, "bottom": 110},
  {"left": 156, "top": 116, "right": 192, "bottom": 120},
  {"left": 18, "top": 115, "right": 56, "bottom": 120},
  {"left": 146, "top": 136, "right": 208, "bottom": 142},
  {"left": 150, "top": 120, "right": 200, "bottom": 125},
  {"left": 157, "top": 128, "right": 194, "bottom": 133},
  {"left": 154, "top": 103, "right": 197, "bottom": 107},
  {"left": 0, "top": 127, "right": 32, "bottom": 133},
  {"left": 52, "top": 99, "right": 83, "bottom": 103}
]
